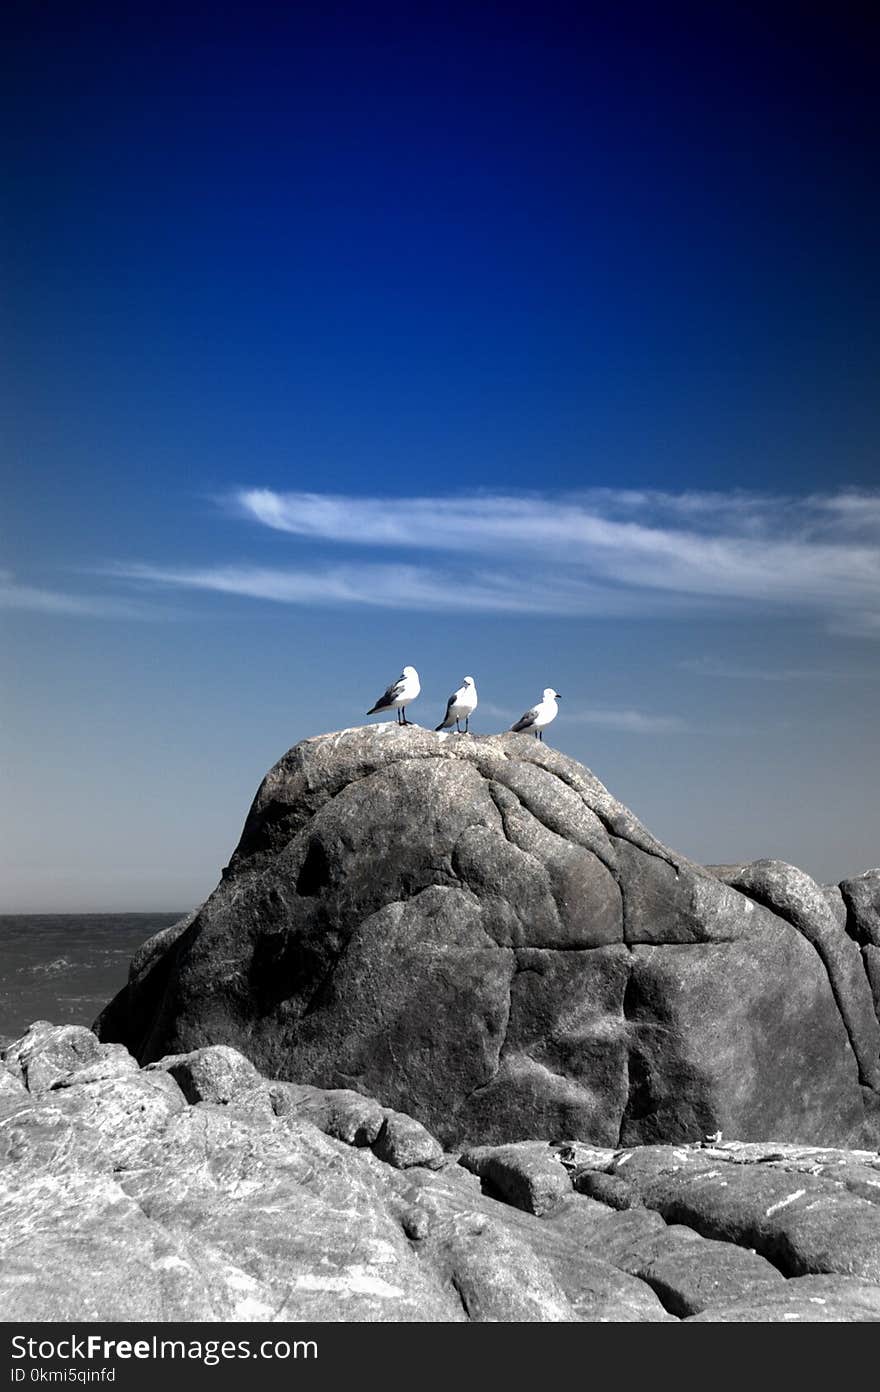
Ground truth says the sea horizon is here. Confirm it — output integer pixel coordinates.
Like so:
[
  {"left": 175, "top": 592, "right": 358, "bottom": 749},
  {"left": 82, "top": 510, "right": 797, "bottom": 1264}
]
[{"left": 0, "top": 909, "right": 191, "bottom": 919}]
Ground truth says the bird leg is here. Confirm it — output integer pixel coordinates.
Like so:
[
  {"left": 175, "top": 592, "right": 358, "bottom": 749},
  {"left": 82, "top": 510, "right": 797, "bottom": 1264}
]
[
  {"left": 396, "top": 709, "right": 403, "bottom": 725},
  {"left": 455, "top": 718, "right": 461, "bottom": 733},
  {"left": 401, "top": 708, "right": 411, "bottom": 725},
  {"left": 464, "top": 716, "right": 469, "bottom": 733}
]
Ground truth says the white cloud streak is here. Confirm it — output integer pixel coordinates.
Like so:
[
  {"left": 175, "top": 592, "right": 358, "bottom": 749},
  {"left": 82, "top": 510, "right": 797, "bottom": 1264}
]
[
  {"left": 421, "top": 698, "right": 684, "bottom": 735},
  {"left": 229, "top": 486, "right": 880, "bottom": 622},
  {"left": 564, "top": 706, "right": 687, "bottom": 733},
  {"left": 677, "top": 657, "right": 843, "bottom": 682},
  {"left": 108, "top": 561, "right": 692, "bottom": 617},
  {"left": 98, "top": 486, "right": 880, "bottom": 634},
  {"left": 0, "top": 572, "right": 159, "bottom": 620}
]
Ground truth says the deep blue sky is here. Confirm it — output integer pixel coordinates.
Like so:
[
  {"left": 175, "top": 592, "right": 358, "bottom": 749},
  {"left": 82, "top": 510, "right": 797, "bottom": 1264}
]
[{"left": 3, "top": 4, "right": 878, "bottom": 909}]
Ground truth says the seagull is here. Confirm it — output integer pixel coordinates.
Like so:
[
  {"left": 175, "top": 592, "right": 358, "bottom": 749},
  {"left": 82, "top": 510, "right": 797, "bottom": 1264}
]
[
  {"left": 435, "top": 676, "right": 478, "bottom": 734},
  {"left": 366, "top": 665, "right": 421, "bottom": 725},
  {"left": 509, "top": 688, "right": 561, "bottom": 741}
]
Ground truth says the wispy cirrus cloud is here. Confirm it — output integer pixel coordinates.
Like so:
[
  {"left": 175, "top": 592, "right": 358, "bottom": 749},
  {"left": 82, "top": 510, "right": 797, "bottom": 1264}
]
[
  {"left": 0, "top": 571, "right": 162, "bottom": 620},
  {"left": 107, "top": 561, "right": 695, "bottom": 617},
  {"left": 677, "top": 656, "right": 843, "bottom": 682},
  {"left": 457, "top": 699, "right": 686, "bottom": 735},
  {"left": 226, "top": 486, "right": 880, "bottom": 622},
  {"left": 564, "top": 706, "right": 687, "bottom": 733},
  {"left": 105, "top": 486, "right": 880, "bottom": 634},
  {"left": 806, "top": 490, "right": 880, "bottom": 534}
]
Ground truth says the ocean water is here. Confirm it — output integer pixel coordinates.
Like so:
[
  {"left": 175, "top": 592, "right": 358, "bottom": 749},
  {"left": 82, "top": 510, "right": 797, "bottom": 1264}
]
[{"left": 0, "top": 913, "right": 186, "bottom": 1047}]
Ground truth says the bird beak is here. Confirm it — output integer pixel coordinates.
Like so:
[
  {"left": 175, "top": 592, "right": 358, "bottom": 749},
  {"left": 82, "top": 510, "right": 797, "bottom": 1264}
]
[{"left": 556, "top": 694, "right": 562, "bottom": 700}]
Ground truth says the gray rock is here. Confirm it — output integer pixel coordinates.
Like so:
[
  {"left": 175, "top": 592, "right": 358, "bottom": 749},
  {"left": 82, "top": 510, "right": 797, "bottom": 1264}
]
[
  {"left": 455, "top": 944, "right": 631, "bottom": 1147},
  {"left": 416, "top": 1211, "right": 580, "bottom": 1321},
  {"left": 96, "top": 727, "right": 875, "bottom": 1146},
  {"left": 129, "top": 910, "right": 199, "bottom": 981},
  {"left": 416, "top": 1162, "right": 629, "bottom": 1256},
  {"left": 701, "top": 1139, "right": 880, "bottom": 1207},
  {"left": 863, "top": 946, "right": 880, "bottom": 1022},
  {"left": 715, "top": 859, "right": 880, "bottom": 1089},
  {"left": 609, "top": 1143, "right": 711, "bottom": 1184},
  {"left": 94, "top": 915, "right": 199, "bottom": 1058},
  {"left": 47, "top": 1073, "right": 187, "bottom": 1170},
  {"left": 686, "top": 1274, "right": 880, "bottom": 1322},
  {"left": 0, "top": 1171, "right": 227, "bottom": 1321},
  {"left": 0, "top": 1098, "right": 108, "bottom": 1177},
  {"left": 145, "top": 1044, "right": 272, "bottom": 1112},
  {"left": 459, "top": 1141, "right": 573, "bottom": 1215},
  {"left": 2, "top": 1081, "right": 195, "bottom": 1195},
  {"left": 632, "top": 1228, "right": 785, "bottom": 1316},
  {"left": 573, "top": 1170, "right": 642, "bottom": 1208},
  {"left": 9, "top": 1018, "right": 880, "bottom": 1323},
  {"left": 821, "top": 884, "right": 849, "bottom": 930},
  {"left": 549, "top": 1250, "right": 676, "bottom": 1322},
  {"left": 284, "top": 886, "right": 517, "bottom": 1147},
  {"left": 635, "top": 1157, "right": 880, "bottom": 1281},
  {"left": 617, "top": 841, "right": 752, "bottom": 945},
  {"left": 860, "top": 1089, "right": 880, "bottom": 1149},
  {"left": 269, "top": 1081, "right": 386, "bottom": 1144},
  {"left": 118, "top": 1107, "right": 463, "bottom": 1322},
  {"left": 585, "top": 1140, "right": 880, "bottom": 1281},
  {"left": 4, "top": 1023, "right": 106, "bottom": 1094},
  {"left": 0, "top": 1067, "right": 28, "bottom": 1115},
  {"left": 703, "top": 863, "right": 749, "bottom": 879},
  {"left": 393, "top": 1164, "right": 674, "bottom": 1321},
  {"left": 372, "top": 1110, "right": 445, "bottom": 1169},
  {"left": 555, "top": 1140, "right": 620, "bottom": 1173},
  {"left": 583, "top": 1212, "right": 702, "bottom": 1276},
  {"left": 47, "top": 1045, "right": 139, "bottom": 1090},
  {"left": 1, "top": 1104, "right": 463, "bottom": 1322},
  {"left": 621, "top": 926, "right": 864, "bottom": 1145},
  {"left": 483, "top": 799, "right": 623, "bottom": 947},
  {"left": 841, "top": 870, "right": 880, "bottom": 947}
]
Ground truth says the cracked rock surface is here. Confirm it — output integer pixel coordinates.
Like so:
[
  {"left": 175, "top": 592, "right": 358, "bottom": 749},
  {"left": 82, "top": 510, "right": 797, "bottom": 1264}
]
[
  {"left": 96, "top": 725, "right": 879, "bottom": 1148},
  {"left": 3, "top": 1031, "right": 880, "bottom": 1322}
]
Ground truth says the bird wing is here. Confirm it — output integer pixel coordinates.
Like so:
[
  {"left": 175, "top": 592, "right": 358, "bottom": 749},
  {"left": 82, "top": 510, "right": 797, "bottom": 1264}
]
[
  {"left": 368, "top": 673, "right": 406, "bottom": 712},
  {"left": 383, "top": 674, "right": 407, "bottom": 702},
  {"left": 510, "top": 704, "right": 540, "bottom": 731},
  {"left": 434, "top": 692, "right": 457, "bottom": 729}
]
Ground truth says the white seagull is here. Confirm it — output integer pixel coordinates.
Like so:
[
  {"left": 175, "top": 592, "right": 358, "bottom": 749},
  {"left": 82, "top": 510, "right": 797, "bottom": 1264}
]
[
  {"left": 435, "top": 676, "right": 478, "bottom": 734},
  {"left": 509, "top": 688, "right": 561, "bottom": 741},
  {"left": 367, "top": 665, "right": 421, "bottom": 725}
]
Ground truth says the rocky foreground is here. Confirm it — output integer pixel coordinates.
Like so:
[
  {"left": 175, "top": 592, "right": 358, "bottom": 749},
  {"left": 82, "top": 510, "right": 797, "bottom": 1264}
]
[{"left": 3, "top": 1022, "right": 880, "bottom": 1322}]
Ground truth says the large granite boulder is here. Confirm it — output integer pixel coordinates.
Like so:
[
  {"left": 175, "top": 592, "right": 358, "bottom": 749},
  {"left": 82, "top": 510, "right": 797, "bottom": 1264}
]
[{"left": 96, "top": 725, "right": 878, "bottom": 1147}]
